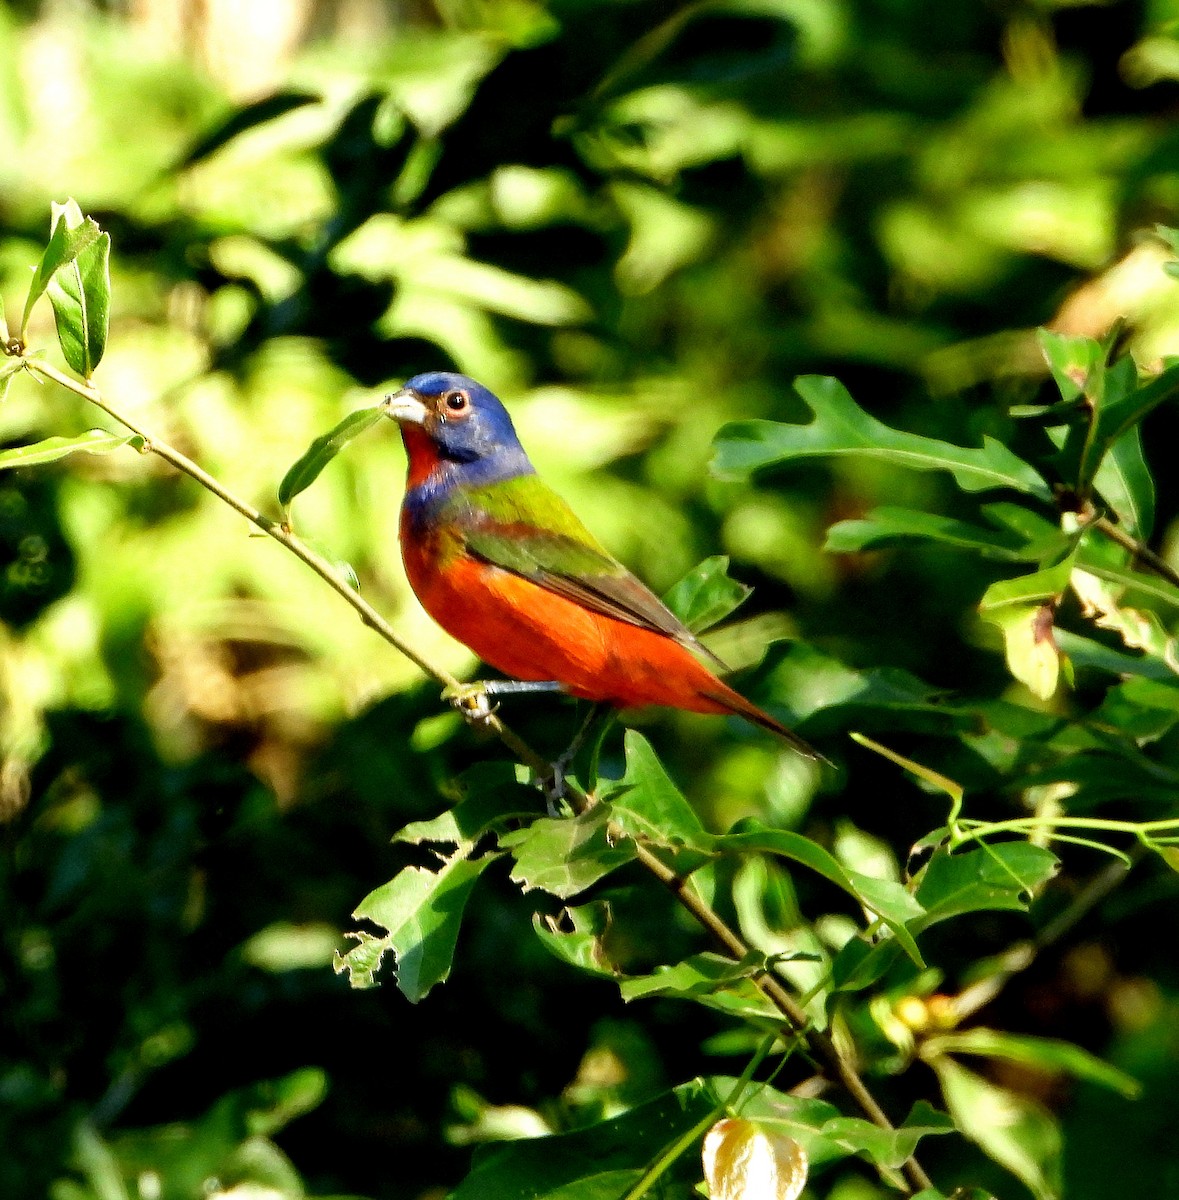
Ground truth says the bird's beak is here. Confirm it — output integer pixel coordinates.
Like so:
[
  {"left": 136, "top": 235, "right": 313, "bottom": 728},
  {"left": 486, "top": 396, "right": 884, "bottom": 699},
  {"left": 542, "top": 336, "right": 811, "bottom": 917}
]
[{"left": 382, "top": 387, "right": 429, "bottom": 426}]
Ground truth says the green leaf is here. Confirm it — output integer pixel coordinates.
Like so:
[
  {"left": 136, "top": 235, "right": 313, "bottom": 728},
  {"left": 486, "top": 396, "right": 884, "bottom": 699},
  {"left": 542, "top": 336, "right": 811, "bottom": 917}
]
[
  {"left": 392, "top": 764, "right": 537, "bottom": 848},
  {"left": 717, "top": 824, "right": 925, "bottom": 965},
  {"left": 1038, "top": 328, "right": 1106, "bottom": 405},
  {"left": 277, "top": 405, "right": 385, "bottom": 513},
  {"left": 932, "top": 1056, "right": 1062, "bottom": 1200},
  {"left": 825, "top": 507, "right": 1031, "bottom": 560},
  {"left": 448, "top": 1082, "right": 717, "bottom": 1200},
  {"left": 501, "top": 806, "right": 635, "bottom": 898},
  {"left": 818, "top": 1101, "right": 956, "bottom": 1170},
  {"left": 661, "top": 555, "right": 751, "bottom": 632},
  {"left": 617, "top": 950, "right": 769, "bottom": 1001},
  {"left": 0, "top": 430, "right": 142, "bottom": 470},
  {"left": 334, "top": 850, "right": 491, "bottom": 1000},
  {"left": 916, "top": 844, "right": 1059, "bottom": 921},
  {"left": 48, "top": 226, "right": 111, "bottom": 378},
  {"left": 532, "top": 902, "right": 617, "bottom": 978},
  {"left": 982, "top": 603, "right": 1062, "bottom": 700},
  {"left": 601, "top": 730, "right": 708, "bottom": 847},
  {"left": 925, "top": 1029, "right": 1139, "bottom": 1098},
  {"left": 978, "top": 556, "right": 1074, "bottom": 610},
  {"left": 731, "top": 1084, "right": 954, "bottom": 1171},
  {"left": 1092, "top": 423, "right": 1154, "bottom": 537},
  {"left": 22, "top": 200, "right": 103, "bottom": 340},
  {"left": 713, "top": 375, "right": 1052, "bottom": 501}
]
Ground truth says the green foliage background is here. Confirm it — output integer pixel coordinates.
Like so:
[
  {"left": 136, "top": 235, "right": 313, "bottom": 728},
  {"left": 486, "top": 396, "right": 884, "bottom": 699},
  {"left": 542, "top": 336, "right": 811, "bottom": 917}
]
[{"left": 4, "top": 1, "right": 1179, "bottom": 1198}]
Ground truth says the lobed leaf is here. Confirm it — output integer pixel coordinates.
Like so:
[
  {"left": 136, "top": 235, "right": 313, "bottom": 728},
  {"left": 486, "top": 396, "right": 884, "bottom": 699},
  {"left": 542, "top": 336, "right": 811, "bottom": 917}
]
[
  {"left": 334, "top": 851, "right": 491, "bottom": 1000},
  {"left": 501, "top": 806, "right": 635, "bottom": 898},
  {"left": 713, "top": 375, "right": 1052, "bottom": 501},
  {"left": 600, "top": 730, "right": 708, "bottom": 847},
  {"left": 916, "top": 843, "right": 1059, "bottom": 921}
]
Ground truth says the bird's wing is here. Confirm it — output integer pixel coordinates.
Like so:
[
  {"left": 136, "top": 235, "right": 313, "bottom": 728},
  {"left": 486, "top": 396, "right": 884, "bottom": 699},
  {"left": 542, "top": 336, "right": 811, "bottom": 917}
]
[{"left": 458, "top": 476, "right": 727, "bottom": 668}]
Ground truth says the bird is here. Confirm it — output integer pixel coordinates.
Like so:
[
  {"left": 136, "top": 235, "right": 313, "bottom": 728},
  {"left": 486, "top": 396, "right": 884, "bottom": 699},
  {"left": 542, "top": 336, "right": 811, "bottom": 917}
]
[{"left": 382, "top": 371, "right": 817, "bottom": 758}]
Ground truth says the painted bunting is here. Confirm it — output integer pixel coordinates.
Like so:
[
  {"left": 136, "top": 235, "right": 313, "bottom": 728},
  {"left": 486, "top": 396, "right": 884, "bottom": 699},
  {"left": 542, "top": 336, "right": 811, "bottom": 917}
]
[{"left": 383, "top": 372, "right": 816, "bottom": 757}]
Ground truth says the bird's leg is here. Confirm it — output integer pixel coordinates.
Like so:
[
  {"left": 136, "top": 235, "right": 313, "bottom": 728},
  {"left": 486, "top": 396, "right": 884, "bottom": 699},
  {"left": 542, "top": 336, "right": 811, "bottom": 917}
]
[
  {"left": 543, "top": 703, "right": 615, "bottom": 814},
  {"left": 443, "top": 679, "right": 566, "bottom": 723}
]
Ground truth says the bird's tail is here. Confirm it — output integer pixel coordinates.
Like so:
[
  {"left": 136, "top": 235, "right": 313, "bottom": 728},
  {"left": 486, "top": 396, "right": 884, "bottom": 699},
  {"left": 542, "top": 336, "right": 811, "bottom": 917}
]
[{"left": 700, "top": 683, "right": 825, "bottom": 762}]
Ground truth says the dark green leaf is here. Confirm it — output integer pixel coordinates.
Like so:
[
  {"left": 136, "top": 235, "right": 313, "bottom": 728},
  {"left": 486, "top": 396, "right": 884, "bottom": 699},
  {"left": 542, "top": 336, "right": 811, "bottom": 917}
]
[
  {"left": 661, "top": 555, "right": 751, "bottom": 632},
  {"left": 501, "top": 806, "right": 635, "bottom": 898},
  {"left": 48, "top": 229, "right": 111, "bottom": 378},
  {"left": 0, "top": 430, "right": 142, "bottom": 469},
  {"left": 448, "top": 1082, "right": 717, "bottom": 1200},
  {"left": 713, "top": 375, "right": 1051, "bottom": 501},
  {"left": 278, "top": 405, "right": 385, "bottom": 512},
  {"left": 334, "top": 851, "right": 491, "bottom": 999}
]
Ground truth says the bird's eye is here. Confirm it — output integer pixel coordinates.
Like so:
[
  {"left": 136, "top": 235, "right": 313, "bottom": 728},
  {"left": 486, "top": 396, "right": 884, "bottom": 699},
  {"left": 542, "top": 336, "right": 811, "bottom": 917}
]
[{"left": 443, "top": 390, "right": 468, "bottom": 413}]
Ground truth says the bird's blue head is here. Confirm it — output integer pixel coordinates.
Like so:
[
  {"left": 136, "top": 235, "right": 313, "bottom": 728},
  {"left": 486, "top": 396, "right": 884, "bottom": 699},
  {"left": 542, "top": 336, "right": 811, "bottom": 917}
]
[{"left": 384, "top": 372, "right": 535, "bottom": 501}]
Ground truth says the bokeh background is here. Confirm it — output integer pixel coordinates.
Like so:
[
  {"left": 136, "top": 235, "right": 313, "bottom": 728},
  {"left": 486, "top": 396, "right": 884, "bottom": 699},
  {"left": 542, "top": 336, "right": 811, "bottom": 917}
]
[{"left": 4, "top": 0, "right": 1179, "bottom": 1197}]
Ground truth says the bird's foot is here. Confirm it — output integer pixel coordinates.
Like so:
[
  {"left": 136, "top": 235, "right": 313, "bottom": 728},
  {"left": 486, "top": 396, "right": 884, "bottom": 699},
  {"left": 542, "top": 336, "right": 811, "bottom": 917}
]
[
  {"left": 442, "top": 682, "right": 499, "bottom": 724},
  {"left": 542, "top": 758, "right": 575, "bottom": 818}
]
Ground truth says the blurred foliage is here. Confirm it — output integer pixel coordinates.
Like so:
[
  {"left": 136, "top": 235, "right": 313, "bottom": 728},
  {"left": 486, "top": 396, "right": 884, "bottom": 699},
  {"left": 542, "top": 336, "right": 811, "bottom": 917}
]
[{"left": 4, "top": 0, "right": 1179, "bottom": 1198}]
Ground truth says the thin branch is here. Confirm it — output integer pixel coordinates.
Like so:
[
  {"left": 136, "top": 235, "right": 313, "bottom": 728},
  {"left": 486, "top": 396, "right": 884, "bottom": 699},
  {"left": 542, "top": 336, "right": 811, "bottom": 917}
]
[
  {"left": 1093, "top": 513, "right": 1179, "bottom": 590},
  {"left": 24, "top": 355, "right": 931, "bottom": 1194}
]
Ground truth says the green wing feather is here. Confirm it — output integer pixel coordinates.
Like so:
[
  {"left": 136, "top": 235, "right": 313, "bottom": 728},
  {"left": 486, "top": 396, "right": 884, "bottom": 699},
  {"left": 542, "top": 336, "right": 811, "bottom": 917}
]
[{"left": 454, "top": 475, "right": 725, "bottom": 666}]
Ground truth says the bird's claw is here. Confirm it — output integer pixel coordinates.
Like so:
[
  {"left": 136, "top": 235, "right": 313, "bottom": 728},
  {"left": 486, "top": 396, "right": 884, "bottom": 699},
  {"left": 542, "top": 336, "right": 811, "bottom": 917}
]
[
  {"left": 442, "top": 682, "right": 499, "bottom": 724},
  {"left": 542, "top": 760, "right": 574, "bottom": 817}
]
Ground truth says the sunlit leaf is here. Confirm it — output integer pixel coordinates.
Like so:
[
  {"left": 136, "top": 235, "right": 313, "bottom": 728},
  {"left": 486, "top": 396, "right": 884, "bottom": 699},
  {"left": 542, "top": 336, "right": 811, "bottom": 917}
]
[
  {"left": 47, "top": 226, "right": 111, "bottom": 378},
  {"left": 501, "top": 806, "right": 635, "bottom": 898},
  {"left": 925, "top": 1029, "right": 1139, "bottom": 1099},
  {"left": 617, "top": 950, "right": 769, "bottom": 1002},
  {"left": 600, "top": 730, "right": 708, "bottom": 847},
  {"left": 662, "top": 555, "right": 752, "bottom": 631},
  {"left": 717, "top": 824, "right": 925, "bottom": 965},
  {"left": 533, "top": 902, "right": 617, "bottom": 978},
  {"left": 335, "top": 851, "right": 492, "bottom": 1000},
  {"left": 931, "top": 1057, "right": 1062, "bottom": 1200},
  {"left": 393, "top": 763, "right": 538, "bottom": 847},
  {"left": 0, "top": 430, "right": 142, "bottom": 470},
  {"left": 278, "top": 405, "right": 385, "bottom": 514},
  {"left": 916, "top": 844, "right": 1059, "bottom": 920},
  {"left": 713, "top": 375, "right": 1052, "bottom": 501},
  {"left": 21, "top": 199, "right": 102, "bottom": 339},
  {"left": 177, "top": 90, "right": 321, "bottom": 169}
]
